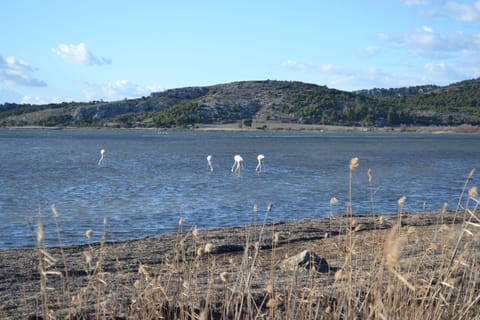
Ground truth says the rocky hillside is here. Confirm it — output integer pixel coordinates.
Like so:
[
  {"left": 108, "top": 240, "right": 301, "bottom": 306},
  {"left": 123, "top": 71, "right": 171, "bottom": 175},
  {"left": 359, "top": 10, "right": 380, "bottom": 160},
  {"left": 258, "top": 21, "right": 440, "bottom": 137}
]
[{"left": 1, "top": 79, "right": 480, "bottom": 128}]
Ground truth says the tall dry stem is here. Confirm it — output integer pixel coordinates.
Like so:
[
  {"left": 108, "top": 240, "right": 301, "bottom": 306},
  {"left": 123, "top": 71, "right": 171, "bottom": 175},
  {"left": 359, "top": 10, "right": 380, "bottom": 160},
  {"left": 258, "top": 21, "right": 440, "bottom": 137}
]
[
  {"left": 50, "top": 204, "right": 73, "bottom": 318},
  {"left": 367, "top": 168, "right": 376, "bottom": 217},
  {"left": 453, "top": 168, "right": 475, "bottom": 223},
  {"left": 329, "top": 196, "right": 338, "bottom": 234},
  {"left": 397, "top": 196, "right": 406, "bottom": 225},
  {"left": 346, "top": 157, "right": 359, "bottom": 318},
  {"left": 35, "top": 206, "right": 50, "bottom": 320}
]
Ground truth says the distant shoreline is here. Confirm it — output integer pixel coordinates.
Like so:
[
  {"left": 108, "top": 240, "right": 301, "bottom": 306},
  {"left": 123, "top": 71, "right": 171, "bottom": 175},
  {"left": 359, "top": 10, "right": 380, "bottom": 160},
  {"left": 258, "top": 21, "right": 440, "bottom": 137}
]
[
  {"left": 195, "top": 122, "right": 480, "bottom": 134},
  {"left": 2, "top": 123, "right": 480, "bottom": 134}
]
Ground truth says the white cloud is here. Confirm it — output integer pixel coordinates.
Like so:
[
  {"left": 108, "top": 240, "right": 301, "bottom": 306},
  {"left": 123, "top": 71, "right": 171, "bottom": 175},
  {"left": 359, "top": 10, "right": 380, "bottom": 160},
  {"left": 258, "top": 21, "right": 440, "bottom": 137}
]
[
  {"left": 328, "top": 67, "right": 414, "bottom": 91},
  {"left": 0, "top": 55, "right": 47, "bottom": 87},
  {"left": 21, "top": 95, "right": 62, "bottom": 105},
  {"left": 281, "top": 59, "right": 310, "bottom": 71},
  {"left": 447, "top": 1, "right": 480, "bottom": 22},
  {"left": 403, "top": 0, "right": 430, "bottom": 6},
  {"left": 82, "top": 80, "right": 151, "bottom": 101},
  {"left": 281, "top": 60, "right": 335, "bottom": 73},
  {"left": 281, "top": 55, "right": 480, "bottom": 91},
  {"left": 380, "top": 26, "right": 480, "bottom": 58},
  {"left": 147, "top": 85, "right": 165, "bottom": 93},
  {"left": 363, "top": 46, "right": 380, "bottom": 56},
  {"left": 422, "top": 25, "right": 433, "bottom": 33},
  {"left": 280, "top": 2, "right": 480, "bottom": 91},
  {"left": 420, "top": 61, "right": 473, "bottom": 85},
  {"left": 52, "top": 43, "right": 112, "bottom": 66},
  {"left": 405, "top": 0, "right": 480, "bottom": 22}
]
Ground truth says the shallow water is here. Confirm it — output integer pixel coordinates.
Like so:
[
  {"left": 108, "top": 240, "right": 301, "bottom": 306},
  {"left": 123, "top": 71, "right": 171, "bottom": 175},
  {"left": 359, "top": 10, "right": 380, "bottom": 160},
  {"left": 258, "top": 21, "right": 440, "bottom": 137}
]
[{"left": 0, "top": 129, "right": 479, "bottom": 248}]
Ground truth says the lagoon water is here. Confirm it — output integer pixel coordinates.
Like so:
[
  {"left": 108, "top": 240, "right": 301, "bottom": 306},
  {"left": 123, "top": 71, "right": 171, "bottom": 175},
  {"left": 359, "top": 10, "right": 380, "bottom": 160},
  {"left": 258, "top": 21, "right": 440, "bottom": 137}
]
[{"left": 1, "top": 129, "right": 479, "bottom": 249}]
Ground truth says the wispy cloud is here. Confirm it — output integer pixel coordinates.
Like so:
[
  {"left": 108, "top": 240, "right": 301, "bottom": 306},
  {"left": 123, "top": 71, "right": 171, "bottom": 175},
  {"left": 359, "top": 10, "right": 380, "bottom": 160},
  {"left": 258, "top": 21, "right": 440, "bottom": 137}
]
[
  {"left": 379, "top": 26, "right": 480, "bottom": 58},
  {"left": 404, "top": 0, "right": 480, "bottom": 22},
  {"left": 363, "top": 46, "right": 380, "bottom": 56},
  {"left": 422, "top": 62, "right": 463, "bottom": 80},
  {"left": 21, "top": 95, "right": 63, "bottom": 105},
  {"left": 52, "top": 43, "right": 112, "bottom": 66},
  {"left": 82, "top": 80, "right": 151, "bottom": 101},
  {"left": 281, "top": 56, "right": 479, "bottom": 91},
  {"left": 447, "top": 1, "right": 480, "bottom": 22},
  {"left": 403, "top": 0, "right": 429, "bottom": 6},
  {"left": 0, "top": 55, "right": 47, "bottom": 87},
  {"left": 282, "top": 0, "right": 480, "bottom": 91},
  {"left": 324, "top": 66, "right": 422, "bottom": 91},
  {"left": 281, "top": 60, "right": 335, "bottom": 72}
]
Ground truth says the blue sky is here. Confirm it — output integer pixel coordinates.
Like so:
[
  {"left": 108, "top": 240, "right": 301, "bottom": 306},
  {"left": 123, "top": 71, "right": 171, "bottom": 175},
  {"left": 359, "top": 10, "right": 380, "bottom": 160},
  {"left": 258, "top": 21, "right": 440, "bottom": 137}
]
[{"left": 1, "top": 0, "right": 479, "bottom": 104}]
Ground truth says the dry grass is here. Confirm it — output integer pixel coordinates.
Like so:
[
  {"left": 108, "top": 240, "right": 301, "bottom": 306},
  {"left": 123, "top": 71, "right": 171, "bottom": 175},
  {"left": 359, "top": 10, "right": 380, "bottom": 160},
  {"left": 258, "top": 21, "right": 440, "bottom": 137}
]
[{"left": 1, "top": 163, "right": 480, "bottom": 319}]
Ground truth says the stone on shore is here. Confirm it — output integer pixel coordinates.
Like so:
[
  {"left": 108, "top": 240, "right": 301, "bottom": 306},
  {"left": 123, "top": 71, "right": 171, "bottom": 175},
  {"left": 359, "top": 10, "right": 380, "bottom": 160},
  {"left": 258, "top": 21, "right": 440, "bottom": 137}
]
[{"left": 279, "top": 249, "right": 329, "bottom": 272}]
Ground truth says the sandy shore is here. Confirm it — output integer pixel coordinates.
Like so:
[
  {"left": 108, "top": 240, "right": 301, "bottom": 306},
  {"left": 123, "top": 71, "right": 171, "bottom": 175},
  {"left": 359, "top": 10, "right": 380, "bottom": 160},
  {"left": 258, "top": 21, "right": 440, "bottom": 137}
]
[
  {"left": 4, "top": 123, "right": 480, "bottom": 134},
  {"left": 0, "top": 210, "right": 475, "bottom": 319},
  {"left": 194, "top": 122, "right": 480, "bottom": 134}
]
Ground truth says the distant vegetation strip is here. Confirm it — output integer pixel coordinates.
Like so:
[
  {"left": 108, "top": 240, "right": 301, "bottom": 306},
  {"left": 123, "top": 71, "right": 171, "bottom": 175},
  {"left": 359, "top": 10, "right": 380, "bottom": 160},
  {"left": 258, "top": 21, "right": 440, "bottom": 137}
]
[{"left": 1, "top": 78, "right": 480, "bottom": 128}]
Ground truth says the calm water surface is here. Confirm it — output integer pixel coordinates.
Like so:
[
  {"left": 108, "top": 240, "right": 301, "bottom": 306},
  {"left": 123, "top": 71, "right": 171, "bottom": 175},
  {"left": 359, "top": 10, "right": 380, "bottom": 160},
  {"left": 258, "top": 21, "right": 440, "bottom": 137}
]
[{"left": 1, "top": 129, "right": 479, "bottom": 249}]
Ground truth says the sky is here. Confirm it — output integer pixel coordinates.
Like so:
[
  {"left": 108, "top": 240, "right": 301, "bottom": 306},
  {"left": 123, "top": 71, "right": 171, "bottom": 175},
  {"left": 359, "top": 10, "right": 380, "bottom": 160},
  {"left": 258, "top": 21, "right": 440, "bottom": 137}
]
[{"left": 1, "top": 0, "right": 480, "bottom": 104}]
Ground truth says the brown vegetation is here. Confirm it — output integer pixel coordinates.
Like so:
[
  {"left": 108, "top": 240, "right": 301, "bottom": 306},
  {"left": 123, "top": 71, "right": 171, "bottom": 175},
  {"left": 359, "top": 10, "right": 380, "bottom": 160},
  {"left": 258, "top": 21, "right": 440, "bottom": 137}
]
[{"left": 1, "top": 209, "right": 479, "bottom": 319}]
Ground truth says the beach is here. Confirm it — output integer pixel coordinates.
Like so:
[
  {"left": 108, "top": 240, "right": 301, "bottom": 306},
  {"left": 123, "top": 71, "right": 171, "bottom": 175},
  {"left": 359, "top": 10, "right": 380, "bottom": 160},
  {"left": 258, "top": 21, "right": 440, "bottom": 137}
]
[
  {"left": 1, "top": 210, "right": 478, "bottom": 319},
  {"left": 194, "top": 122, "right": 480, "bottom": 134}
]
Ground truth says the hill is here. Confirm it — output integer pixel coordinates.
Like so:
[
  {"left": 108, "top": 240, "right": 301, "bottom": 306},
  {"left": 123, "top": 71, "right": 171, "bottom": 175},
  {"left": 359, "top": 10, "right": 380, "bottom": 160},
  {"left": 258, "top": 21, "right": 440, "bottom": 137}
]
[{"left": 1, "top": 79, "right": 480, "bottom": 129}]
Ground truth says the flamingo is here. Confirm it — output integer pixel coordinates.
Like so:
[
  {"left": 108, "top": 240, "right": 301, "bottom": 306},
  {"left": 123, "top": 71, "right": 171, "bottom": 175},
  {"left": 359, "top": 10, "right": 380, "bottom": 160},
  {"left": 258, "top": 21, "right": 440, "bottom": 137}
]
[
  {"left": 98, "top": 149, "right": 106, "bottom": 167},
  {"left": 231, "top": 154, "right": 243, "bottom": 174},
  {"left": 206, "top": 155, "right": 214, "bottom": 172},
  {"left": 256, "top": 154, "right": 265, "bottom": 173}
]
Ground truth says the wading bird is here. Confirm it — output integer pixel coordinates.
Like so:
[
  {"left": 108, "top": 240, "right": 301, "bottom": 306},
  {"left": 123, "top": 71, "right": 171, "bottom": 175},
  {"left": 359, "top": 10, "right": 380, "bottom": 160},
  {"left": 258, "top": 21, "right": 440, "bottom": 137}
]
[
  {"left": 231, "top": 154, "right": 243, "bottom": 174},
  {"left": 256, "top": 154, "right": 265, "bottom": 173},
  {"left": 207, "top": 155, "right": 214, "bottom": 172},
  {"left": 98, "top": 149, "right": 106, "bottom": 167}
]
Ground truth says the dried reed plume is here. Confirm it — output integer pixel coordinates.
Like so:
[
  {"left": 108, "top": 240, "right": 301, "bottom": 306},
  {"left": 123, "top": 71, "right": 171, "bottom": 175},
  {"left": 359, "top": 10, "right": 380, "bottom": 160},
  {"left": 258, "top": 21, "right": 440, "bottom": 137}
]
[
  {"left": 265, "top": 283, "right": 274, "bottom": 294},
  {"left": 51, "top": 203, "right": 58, "bottom": 217},
  {"left": 368, "top": 168, "right": 377, "bottom": 219},
  {"left": 468, "top": 167, "right": 476, "bottom": 179},
  {"left": 468, "top": 186, "right": 478, "bottom": 197},
  {"left": 348, "top": 157, "right": 359, "bottom": 217},
  {"left": 37, "top": 210, "right": 44, "bottom": 243},
  {"left": 273, "top": 232, "right": 280, "bottom": 245},
  {"left": 266, "top": 298, "right": 276, "bottom": 309},
  {"left": 204, "top": 243, "right": 213, "bottom": 254},
  {"left": 397, "top": 196, "right": 406, "bottom": 225},
  {"left": 441, "top": 202, "right": 448, "bottom": 223},
  {"left": 454, "top": 168, "right": 475, "bottom": 222},
  {"left": 384, "top": 224, "right": 402, "bottom": 268},
  {"left": 267, "top": 202, "right": 273, "bottom": 212},
  {"left": 397, "top": 196, "right": 406, "bottom": 207},
  {"left": 220, "top": 272, "right": 229, "bottom": 283},
  {"left": 383, "top": 223, "right": 415, "bottom": 291},
  {"left": 349, "top": 157, "right": 359, "bottom": 170},
  {"left": 192, "top": 225, "right": 199, "bottom": 238}
]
